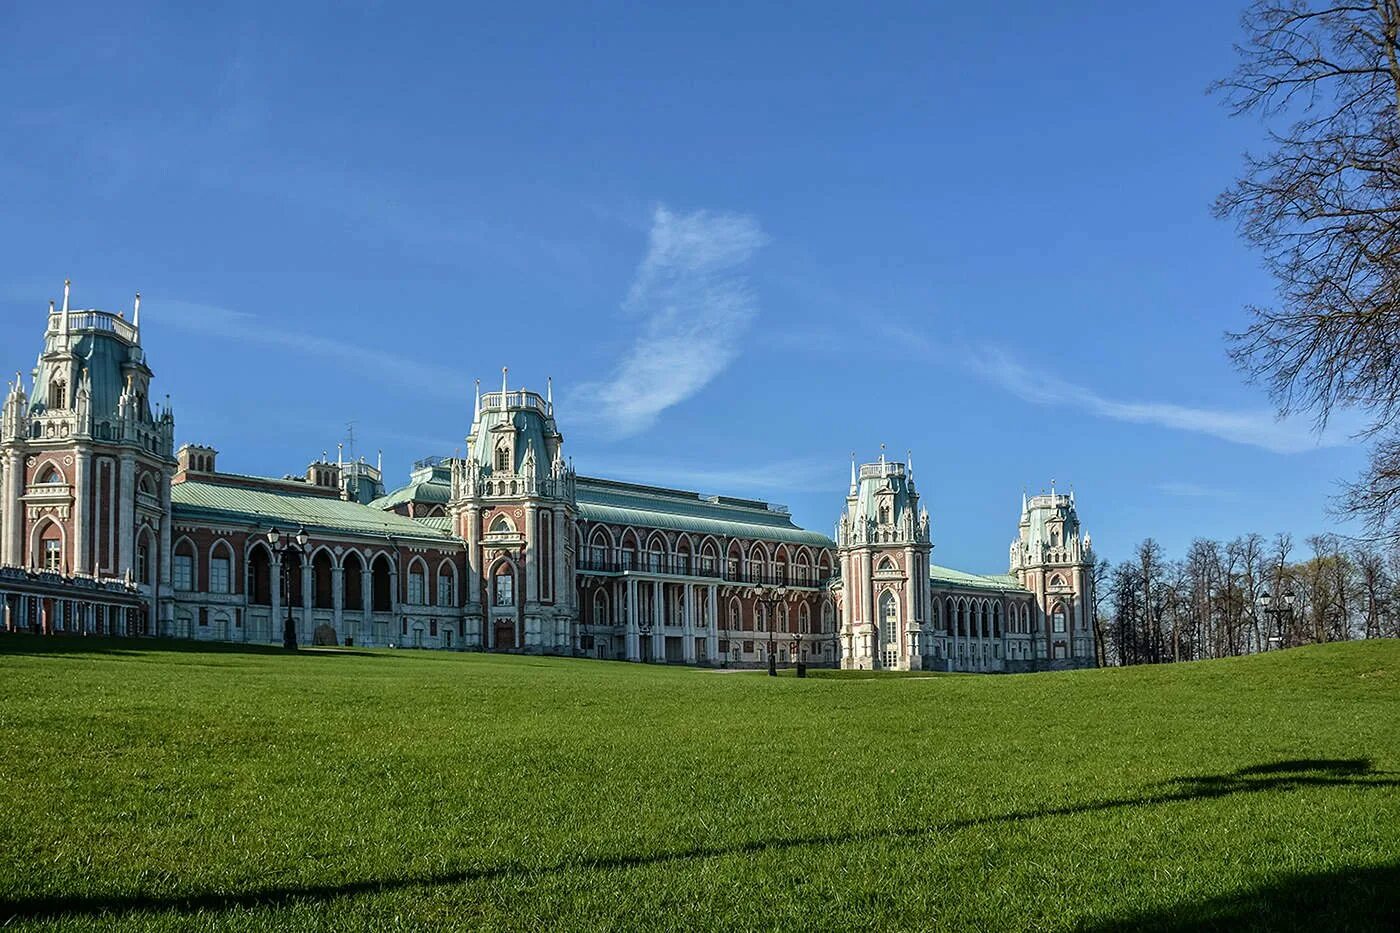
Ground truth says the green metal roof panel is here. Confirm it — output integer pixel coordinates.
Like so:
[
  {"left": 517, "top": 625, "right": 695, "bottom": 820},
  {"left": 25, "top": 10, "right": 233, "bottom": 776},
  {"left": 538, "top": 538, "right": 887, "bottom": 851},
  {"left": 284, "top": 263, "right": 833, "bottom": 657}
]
[
  {"left": 172, "top": 481, "right": 456, "bottom": 542},
  {"left": 412, "top": 516, "right": 453, "bottom": 532},
  {"left": 929, "top": 563, "right": 1030, "bottom": 593},
  {"left": 367, "top": 478, "right": 450, "bottom": 510}
]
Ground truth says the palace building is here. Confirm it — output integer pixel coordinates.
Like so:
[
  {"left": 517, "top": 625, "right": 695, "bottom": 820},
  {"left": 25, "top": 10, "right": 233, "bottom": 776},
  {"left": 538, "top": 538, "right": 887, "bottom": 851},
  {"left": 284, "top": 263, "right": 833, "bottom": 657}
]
[{"left": 0, "top": 286, "right": 1097, "bottom": 671}]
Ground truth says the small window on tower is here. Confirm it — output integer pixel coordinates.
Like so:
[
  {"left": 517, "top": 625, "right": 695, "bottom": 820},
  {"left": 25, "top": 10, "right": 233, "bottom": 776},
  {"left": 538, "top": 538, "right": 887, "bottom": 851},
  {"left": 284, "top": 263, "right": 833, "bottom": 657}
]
[
  {"left": 879, "top": 503, "right": 891, "bottom": 524},
  {"left": 495, "top": 443, "right": 510, "bottom": 473},
  {"left": 49, "top": 381, "right": 66, "bottom": 409},
  {"left": 44, "top": 539, "right": 63, "bottom": 573}
]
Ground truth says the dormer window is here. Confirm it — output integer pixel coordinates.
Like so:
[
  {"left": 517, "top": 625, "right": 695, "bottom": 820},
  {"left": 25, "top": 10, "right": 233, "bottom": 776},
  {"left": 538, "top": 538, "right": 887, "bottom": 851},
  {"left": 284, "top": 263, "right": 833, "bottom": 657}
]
[
  {"left": 49, "top": 380, "right": 66, "bottom": 410},
  {"left": 494, "top": 442, "right": 510, "bottom": 473},
  {"left": 878, "top": 503, "right": 892, "bottom": 524}
]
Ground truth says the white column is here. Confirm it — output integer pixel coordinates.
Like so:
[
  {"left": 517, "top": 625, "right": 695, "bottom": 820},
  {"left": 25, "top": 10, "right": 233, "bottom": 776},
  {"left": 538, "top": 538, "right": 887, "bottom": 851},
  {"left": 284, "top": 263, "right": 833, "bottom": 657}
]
[
  {"left": 73, "top": 448, "right": 91, "bottom": 574},
  {"left": 361, "top": 561, "right": 374, "bottom": 646},
  {"left": 705, "top": 584, "right": 718, "bottom": 665},
  {"left": 300, "top": 558, "right": 313, "bottom": 642},
  {"left": 626, "top": 577, "right": 639, "bottom": 661},
  {"left": 117, "top": 454, "right": 135, "bottom": 577},
  {"left": 270, "top": 552, "right": 283, "bottom": 644},
  {"left": 1, "top": 450, "right": 20, "bottom": 565},
  {"left": 332, "top": 564, "right": 344, "bottom": 639},
  {"left": 682, "top": 583, "right": 696, "bottom": 664},
  {"left": 651, "top": 583, "right": 666, "bottom": 662}
]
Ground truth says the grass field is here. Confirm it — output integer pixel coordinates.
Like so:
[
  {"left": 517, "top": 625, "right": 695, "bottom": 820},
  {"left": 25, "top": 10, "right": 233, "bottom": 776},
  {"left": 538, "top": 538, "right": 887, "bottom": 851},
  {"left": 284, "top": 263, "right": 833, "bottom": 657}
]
[{"left": 0, "top": 637, "right": 1396, "bottom": 931}]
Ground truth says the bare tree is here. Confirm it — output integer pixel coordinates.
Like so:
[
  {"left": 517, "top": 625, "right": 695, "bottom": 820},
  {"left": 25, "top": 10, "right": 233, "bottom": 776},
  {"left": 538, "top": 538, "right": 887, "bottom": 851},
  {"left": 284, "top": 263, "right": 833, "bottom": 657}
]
[{"left": 1215, "top": 2, "right": 1400, "bottom": 539}]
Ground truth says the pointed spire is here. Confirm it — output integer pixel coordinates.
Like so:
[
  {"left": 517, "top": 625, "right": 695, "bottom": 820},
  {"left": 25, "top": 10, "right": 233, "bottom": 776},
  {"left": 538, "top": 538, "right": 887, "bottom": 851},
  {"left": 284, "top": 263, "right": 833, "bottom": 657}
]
[
  {"left": 849, "top": 451, "right": 857, "bottom": 492},
  {"left": 1022, "top": 489, "right": 1029, "bottom": 513},
  {"left": 501, "top": 366, "right": 508, "bottom": 400},
  {"left": 906, "top": 449, "right": 914, "bottom": 478},
  {"left": 377, "top": 449, "right": 383, "bottom": 473},
  {"left": 62, "top": 279, "right": 70, "bottom": 314},
  {"left": 133, "top": 293, "right": 141, "bottom": 335},
  {"left": 473, "top": 378, "right": 481, "bottom": 418},
  {"left": 337, "top": 443, "right": 344, "bottom": 469},
  {"left": 546, "top": 376, "right": 553, "bottom": 408}
]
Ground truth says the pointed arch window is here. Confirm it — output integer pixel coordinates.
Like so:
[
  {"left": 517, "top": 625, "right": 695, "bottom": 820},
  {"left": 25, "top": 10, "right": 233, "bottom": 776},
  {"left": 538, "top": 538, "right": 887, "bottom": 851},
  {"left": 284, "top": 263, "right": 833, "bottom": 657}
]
[
  {"left": 40, "top": 468, "right": 63, "bottom": 484},
  {"left": 493, "top": 563, "right": 515, "bottom": 606},
  {"left": 878, "top": 503, "right": 891, "bottom": 524},
  {"left": 49, "top": 380, "right": 66, "bottom": 410},
  {"left": 494, "top": 442, "right": 511, "bottom": 473}
]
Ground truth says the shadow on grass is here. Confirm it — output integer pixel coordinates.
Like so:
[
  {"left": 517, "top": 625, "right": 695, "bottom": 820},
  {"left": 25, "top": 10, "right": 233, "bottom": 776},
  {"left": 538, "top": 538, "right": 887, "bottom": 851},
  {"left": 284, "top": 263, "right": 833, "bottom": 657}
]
[
  {"left": 1, "top": 759, "right": 1395, "bottom": 924},
  {"left": 0, "top": 633, "right": 417, "bottom": 661},
  {"left": 1081, "top": 861, "right": 1400, "bottom": 932}
]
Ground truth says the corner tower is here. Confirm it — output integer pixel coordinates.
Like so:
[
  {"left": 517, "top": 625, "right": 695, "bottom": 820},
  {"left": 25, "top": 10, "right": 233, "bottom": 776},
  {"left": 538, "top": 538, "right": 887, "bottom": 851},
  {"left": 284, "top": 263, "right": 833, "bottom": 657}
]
[
  {"left": 451, "top": 371, "right": 577, "bottom": 654},
  {"left": 1009, "top": 486, "right": 1095, "bottom": 667},
  {"left": 0, "top": 284, "right": 176, "bottom": 632},
  {"left": 835, "top": 450, "right": 932, "bottom": 670}
]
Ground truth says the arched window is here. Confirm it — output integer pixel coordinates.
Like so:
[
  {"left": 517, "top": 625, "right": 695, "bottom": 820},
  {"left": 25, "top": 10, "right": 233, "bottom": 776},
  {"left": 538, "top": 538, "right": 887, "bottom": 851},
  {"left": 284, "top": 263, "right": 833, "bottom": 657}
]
[
  {"left": 248, "top": 545, "right": 272, "bottom": 605},
  {"left": 729, "top": 600, "right": 741, "bottom": 631},
  {"left": 371, "top": 555, "right": 394, "bottom": 611},
  {"left": 593, "top": 589, "right": 610, "bottom": 626},
  {"left": 37, "top": 522, "right": 63, "bottom": 573},
  {"left": 490, "top": 514, "right": 514, "bottom": 535},
  {"left": 799, "top": 603, "right": 810, "bottom": 635},
  {"left": 136, "top": 533, "right": 154, "bottom": 587},
  {"left": 1052, "top": 603, "right": 1068, "bottom": 634},
  {"left": 343, "top": 552, "right": 364, "bottom": 610},
  {"left": 407, "top": 560, "right": 427, "bottom": 606},
  {"left": 437, "top": 561, "right": 456, "bottom": 607},
  {"left": 493, "top": 562, "right": 515, "bottom": 606},
  {"left": 49, "top": 380, "right": 66, "bottom": 410},
  {"left": 313, "top": 551, "right": 335, "bottom": 609},
  {"left": 494, "top": 442, "right": 510, "bottom": 473},
  {"left": 878, "top": 503, "right": 891, "bottom": 524},
  {"left": 39, "top": 467, "right": 63, "bottom": 485},
  {"left": 138, "top": 473, "right": 157, "bottom": 497},
  {"left": 821, "top": 600, "right": 835, "bottom": 634},
  {"left": 879, "top": 590, "right": 899, "bottom": 667},
  {"left": 1049, "top": 573, "right": 1066, "bottom": 588},
  {"left": 173, "top": 539, "right": 196, "bottom": 591},
  {"left": 209, "top": 541, "right": 233, "bottom": 594},
  {"left": 878, "top": 556, "right": 896, "bottom": 573}
]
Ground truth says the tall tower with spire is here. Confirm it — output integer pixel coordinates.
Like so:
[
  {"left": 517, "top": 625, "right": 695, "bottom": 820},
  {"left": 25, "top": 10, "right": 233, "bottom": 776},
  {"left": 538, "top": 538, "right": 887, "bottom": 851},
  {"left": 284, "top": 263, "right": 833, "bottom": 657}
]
[
  {"left": 0, "top": 283, "right": 176, "bottom": 632},
  {"left": 450, "top": 369, "right": 577, "bottom": 653},
  {"left": 834, "top": 448, "right": 932, "bottom": 670},
  {"left": 1009, "top": 484, "right": 1096, "bottom": 666}
]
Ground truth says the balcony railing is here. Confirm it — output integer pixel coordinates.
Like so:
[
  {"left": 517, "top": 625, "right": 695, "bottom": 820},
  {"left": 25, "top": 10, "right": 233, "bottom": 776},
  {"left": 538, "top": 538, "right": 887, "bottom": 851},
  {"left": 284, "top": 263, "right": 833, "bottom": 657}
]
[{"left": 576, "top": 548, "right": 829, "bottom": 588}]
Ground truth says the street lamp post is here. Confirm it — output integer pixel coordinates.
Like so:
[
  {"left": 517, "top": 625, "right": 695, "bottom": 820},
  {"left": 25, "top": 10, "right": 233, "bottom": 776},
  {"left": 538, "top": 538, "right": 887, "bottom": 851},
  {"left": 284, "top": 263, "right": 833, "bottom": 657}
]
[
  {"left": 639, "top": 616, "right": 653, "bottom": 663},
  {"left": 1260, "top": 590, "right": 1295, "bottom": 651},
  {"left": 267, "top": 526, "right": 309, "bottom": 650},
  {"left": 790, "top": 633, "right": 805, "bottom": 678},
  {"left": 753, "top": 583, "right": 788, "bottom": 677}
]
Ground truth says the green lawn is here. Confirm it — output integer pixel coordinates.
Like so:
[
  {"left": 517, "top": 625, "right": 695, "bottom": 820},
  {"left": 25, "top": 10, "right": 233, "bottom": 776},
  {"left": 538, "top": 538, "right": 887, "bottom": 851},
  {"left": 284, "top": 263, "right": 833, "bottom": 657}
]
[{"left": 0, "top": 637, "right": 1396, "bottom": 931}]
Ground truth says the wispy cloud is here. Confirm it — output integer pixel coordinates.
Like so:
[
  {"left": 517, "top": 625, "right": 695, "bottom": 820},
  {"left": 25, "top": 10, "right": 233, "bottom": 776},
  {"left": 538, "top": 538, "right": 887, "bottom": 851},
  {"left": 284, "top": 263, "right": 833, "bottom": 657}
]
[
  {"left": 146, "top": 298, "right": 467, "bottom": 401},
  {"left": 573, "top": 205, "right": 767, "bottom": 437},
  {"left": 976, "top": 348, "right": 1354, "bottom": 454},
  {"left": 580, "top": 455, "right": 835, "bottom": 495}
]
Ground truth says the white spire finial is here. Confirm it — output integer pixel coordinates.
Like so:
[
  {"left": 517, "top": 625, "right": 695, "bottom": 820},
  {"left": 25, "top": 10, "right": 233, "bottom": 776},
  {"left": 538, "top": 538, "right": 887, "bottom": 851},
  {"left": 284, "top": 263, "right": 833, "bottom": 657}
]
[
  {"left": 547, "top": 376, "right": 553, "bottom": 406},
  {"left": 62, "top": 279, "right": 70, "bottom": 314},
  {"left": 377, "top": 449, "right": 383, "bottom": 472},
  {"left": 502, "top": 366, "right": 508, "bottom": 399},
  {"left": 474, "top": 379, "right": 481, "bottom": 417},
  {"left": 133, "top": 293, "right": 141, "bottom": 331},
  {"left": 337, "top": 443, "right": 343, "bottom": 469},
  {"left": 850, "top": 452, "right": 857, "bottom": 490},
  {"left": 906, "top": 449, "right": 913, "bottom": 477}
]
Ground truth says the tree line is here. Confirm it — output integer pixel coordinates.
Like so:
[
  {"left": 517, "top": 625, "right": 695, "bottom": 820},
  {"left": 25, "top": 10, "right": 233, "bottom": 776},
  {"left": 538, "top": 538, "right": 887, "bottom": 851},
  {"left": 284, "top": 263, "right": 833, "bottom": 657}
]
[{"left": 1090, "top": 534, "right": 1400, "bottom": 667}]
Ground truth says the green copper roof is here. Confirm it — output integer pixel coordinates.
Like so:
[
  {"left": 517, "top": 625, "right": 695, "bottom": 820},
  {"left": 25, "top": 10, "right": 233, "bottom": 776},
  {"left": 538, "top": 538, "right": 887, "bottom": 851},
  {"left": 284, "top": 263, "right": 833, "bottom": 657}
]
[
  {"left": 929, "top": 564, "right": 1029, "bottom": 593},
  {"left": 368, "top": 463, "right": 452, "bottom": 510},
  {"left": 575, "top": 476, "right": 834, "bottom": 548},
  {"left": 172, "top": 481, "right": 456, "bottom": 542},
  {"left": 412, "top": 516, "right": 453, "bottom": 533}
]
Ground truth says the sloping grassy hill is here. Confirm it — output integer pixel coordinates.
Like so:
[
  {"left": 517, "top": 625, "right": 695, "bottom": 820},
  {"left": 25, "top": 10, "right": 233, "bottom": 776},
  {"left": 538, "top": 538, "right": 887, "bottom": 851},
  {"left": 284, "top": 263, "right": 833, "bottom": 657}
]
[{"left": 0, "top": 638, "right": 1395, "bottom": 931}]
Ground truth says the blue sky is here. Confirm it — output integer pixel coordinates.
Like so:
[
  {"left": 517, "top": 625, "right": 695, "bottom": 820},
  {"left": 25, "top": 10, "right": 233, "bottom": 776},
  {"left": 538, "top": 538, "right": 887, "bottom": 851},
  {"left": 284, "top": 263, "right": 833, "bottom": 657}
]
[{"left": 0, "top": 1, "right": 1368, "bottom": 570}]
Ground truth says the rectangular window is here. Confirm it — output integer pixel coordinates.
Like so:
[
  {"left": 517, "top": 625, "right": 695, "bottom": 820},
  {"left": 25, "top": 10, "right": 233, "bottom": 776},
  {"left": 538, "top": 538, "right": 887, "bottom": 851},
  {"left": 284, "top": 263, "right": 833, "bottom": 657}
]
[
  {"left": 1053, "top": 610, "right": 1067, "bottom": 633},
  {"left": 209, "top": 557, "right": 231, "bottom": 594},
  {"left": 494, "top": 572, "right": 514, "bottom": 607},
  {"left": 437, "top": 575, "right": 453, "bottom": 607},
  {"left": 173, "top": 555, "right": 193, "bottom": 591},
  {"left": 43, "top": 540, "right": 62, "bottom": 573}
]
